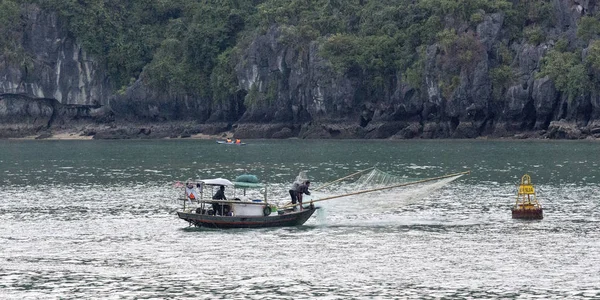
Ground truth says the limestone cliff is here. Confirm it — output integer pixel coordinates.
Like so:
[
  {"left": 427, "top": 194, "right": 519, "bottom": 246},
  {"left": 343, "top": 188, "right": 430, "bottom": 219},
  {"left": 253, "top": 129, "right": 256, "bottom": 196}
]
[
  {"left": 231, "top": 1, "right": 600, "bottom": 139},
  {"left": 1, "top": 2, "right": 600, "bottom": 139},
  {"left": 0, "top": 4, "right": 109, "bottom": 137}
]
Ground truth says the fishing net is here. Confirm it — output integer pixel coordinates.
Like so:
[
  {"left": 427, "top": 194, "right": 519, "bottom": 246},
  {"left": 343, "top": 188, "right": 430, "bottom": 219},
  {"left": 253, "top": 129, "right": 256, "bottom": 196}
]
[
  {"left": 351, "top": 168, "right": 414, "bottom": 190},
  {"left": 310, "top": 167, "right": 466, "bottom": 208},
  {"left": 284, "top": 168, "right": 466, "bottom": 212},
  {"left": 307, "top": 168, "right": 413, "bottom": 200}
]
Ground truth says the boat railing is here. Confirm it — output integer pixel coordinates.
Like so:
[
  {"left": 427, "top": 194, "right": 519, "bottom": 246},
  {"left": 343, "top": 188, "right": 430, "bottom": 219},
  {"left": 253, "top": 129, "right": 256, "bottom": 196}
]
[
  {"left": 180, "top": 198, "right": 269, "bottom": 213},
  {"left": 179, "top": 177, "right": 268, "bottom": 211},
  {"left": 196, "top": 199, "right": 267, "bottom": 205}
]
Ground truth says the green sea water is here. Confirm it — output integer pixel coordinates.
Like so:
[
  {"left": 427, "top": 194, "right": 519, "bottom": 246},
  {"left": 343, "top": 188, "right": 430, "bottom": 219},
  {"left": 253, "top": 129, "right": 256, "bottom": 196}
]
[{"left": 1, "top": 139, "right": 599, "bottom": 298}]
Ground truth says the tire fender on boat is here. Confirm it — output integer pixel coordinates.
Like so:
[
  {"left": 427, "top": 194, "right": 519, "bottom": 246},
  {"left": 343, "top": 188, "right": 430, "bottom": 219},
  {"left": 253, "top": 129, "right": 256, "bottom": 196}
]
[{"left": 263, "top": 206, "right": 271, "bottom": 216}]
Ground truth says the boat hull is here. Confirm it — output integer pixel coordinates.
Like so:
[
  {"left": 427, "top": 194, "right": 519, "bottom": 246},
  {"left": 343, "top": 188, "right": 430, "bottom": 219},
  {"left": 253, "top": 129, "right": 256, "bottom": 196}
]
[
  {"left": 511, "top": 208, "right": 543, "bottom": 220},
  {"left": 178, "top": 207, "right": 318, "bottom": 229}
]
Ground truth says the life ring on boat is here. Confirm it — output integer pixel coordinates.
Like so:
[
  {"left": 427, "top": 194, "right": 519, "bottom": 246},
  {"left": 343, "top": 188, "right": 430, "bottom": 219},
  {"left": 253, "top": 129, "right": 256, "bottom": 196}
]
[{"left": 263, "top": 206, "right": 271, "bottom": 216}]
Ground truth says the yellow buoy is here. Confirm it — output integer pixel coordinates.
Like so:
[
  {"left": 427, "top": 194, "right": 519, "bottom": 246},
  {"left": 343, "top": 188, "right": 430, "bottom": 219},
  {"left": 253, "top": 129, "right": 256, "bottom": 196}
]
[{"left": 511, "top": 174, "right": 543, "bottom": 220}]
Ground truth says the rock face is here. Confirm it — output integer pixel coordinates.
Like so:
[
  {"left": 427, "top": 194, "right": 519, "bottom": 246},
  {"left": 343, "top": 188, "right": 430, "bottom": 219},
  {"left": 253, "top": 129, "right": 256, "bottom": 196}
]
[
  {"left": 0, "top": 94, "right": 106, "bottom": 138},
  {"left": 0, "top": 95, "right": 54, "bottom": 138},
  {"left": 0, "top": 3, "right": 599, "bottom": 139},
  {"left": 229, "top": 3, "right": 598, "bottom": 139},
  {"left": 235, "top": 26, "right": 356, "bottom": 125},
  {"left": 0, "top": 4, "right": 111, "bottom": 137},
  {"left": 0, "top": 4, "right": 110, "bottom": 106}
]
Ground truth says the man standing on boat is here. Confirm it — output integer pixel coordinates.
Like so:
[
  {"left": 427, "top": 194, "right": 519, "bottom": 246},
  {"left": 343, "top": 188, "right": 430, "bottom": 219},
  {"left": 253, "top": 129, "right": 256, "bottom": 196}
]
[
  {"left": 212, "top": 185, "right": 229, "bottom": 215},
  {"left": 289, "top": 180, "right": 311, "bottom": 210},
  {"left": 213, "top": 185, "right": 227, "bottom": 200}
]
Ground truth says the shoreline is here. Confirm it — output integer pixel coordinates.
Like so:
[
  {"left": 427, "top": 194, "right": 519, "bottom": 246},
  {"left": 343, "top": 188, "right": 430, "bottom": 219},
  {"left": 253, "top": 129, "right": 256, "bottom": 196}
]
[
  {"left": 2, "top": 120, "right": 599, "bottom": 141},
  {"left": 6, "top": 130, "right": 232, "bottom": 141},
  {"left": 5, "top": 129, "right": 599, "bottom": 141}
]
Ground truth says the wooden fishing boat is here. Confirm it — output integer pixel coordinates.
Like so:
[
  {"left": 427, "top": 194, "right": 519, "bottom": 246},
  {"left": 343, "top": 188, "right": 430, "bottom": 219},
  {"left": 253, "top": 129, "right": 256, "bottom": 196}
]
[
  {"left": 178, "top": 176, "right": 318, "bottom": 229},
  {"left": 178, "top": 204, "right": 318, "bottom": 229},
  {"left": 178, "top": 169, "right": 470, "bottom": 229},
  {"left": 511, "top": 174, "right": 543, "bottom": 220}
]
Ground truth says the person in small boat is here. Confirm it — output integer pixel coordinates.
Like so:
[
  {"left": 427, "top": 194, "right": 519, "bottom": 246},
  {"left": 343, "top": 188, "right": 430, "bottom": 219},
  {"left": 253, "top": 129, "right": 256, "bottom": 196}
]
[
  {"left": 289, "top": 180, "right": 311, "bottom": 210},
  {"left": 235, "top": 139, "right": 241, "bottom": 144},
  {"left": 185, "top": 183, "right": 197, "bottom": 202},
  {"left": 212, "top": 185, "right": 230, "bottom": 215},
  {"left": 226, "top": 138, "right": 232, "bottom": 143}
]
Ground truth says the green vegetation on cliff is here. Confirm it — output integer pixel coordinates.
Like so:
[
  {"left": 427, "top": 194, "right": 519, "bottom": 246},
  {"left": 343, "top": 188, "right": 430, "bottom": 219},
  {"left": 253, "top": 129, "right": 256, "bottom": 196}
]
[
  {"left": 0, "top": 0, "right": 24, "bottom": 64},
  {"left": 2, "top": 0, "right": 600, "bottom": 103}
]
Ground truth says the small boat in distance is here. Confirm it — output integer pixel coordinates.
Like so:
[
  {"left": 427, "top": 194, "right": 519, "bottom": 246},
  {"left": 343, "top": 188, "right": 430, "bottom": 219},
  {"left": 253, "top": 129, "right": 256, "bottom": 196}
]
[
  {"left": 217, "top": 138, "right": 246, "bottom": 145},
  {"left": 511, "top": 174, "right": 543, "bottom": 220},
  {"left": 177, "top": 175, "right": 318, "bottom": 229}
]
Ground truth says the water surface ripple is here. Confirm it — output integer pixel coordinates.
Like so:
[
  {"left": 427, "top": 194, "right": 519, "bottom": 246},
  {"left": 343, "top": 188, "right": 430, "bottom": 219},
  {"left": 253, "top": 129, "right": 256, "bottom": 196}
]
[{"left": 1, "top": 140, "right": 599, "bottom": 299}]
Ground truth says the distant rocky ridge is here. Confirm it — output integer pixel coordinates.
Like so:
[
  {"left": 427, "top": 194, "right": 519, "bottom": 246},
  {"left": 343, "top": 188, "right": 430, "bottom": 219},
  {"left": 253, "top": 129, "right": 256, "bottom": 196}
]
[{"left": 1, "top": 2, "right": 600, "bottom": 140}]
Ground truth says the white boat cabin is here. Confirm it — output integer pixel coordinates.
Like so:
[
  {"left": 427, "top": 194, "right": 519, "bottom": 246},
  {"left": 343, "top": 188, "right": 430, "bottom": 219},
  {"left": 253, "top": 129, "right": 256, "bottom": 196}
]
[{"left": 182, "top": 177, "right": 273, "bottom": 217}]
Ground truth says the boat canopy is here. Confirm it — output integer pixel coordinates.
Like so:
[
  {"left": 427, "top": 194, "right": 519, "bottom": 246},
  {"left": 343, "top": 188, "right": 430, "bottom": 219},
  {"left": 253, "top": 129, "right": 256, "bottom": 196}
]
[
  {"left": 199, "top": 178, "right": 233, "bottom": 186},
  {"left": 233, "top": 174, "right": 263, "bottom": 189}
]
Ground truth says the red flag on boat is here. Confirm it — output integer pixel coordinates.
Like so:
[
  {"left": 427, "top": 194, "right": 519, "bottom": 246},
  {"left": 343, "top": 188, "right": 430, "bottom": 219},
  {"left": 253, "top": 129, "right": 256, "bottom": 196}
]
[{"left": 173, "top": 181, "right": 184, "bottom": 188}]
